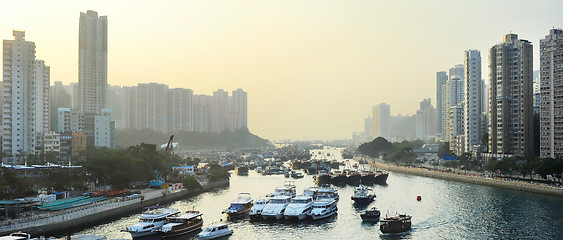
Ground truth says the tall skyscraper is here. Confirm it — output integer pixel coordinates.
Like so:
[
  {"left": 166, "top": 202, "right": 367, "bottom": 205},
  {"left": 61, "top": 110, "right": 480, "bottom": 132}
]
[
  {"left": 444, "top": 65, "right": 464, "bottom": 142},
  {"left": 213, "top": 89, "right": 229, "bottom": 132},
  {"left": 436, "top": 71, "right": 448, "bottom": 136},
  {"left": 2, "top": 31, "right": 50, "bottom": 159},
  {"left": 464, "top": 50, "right": 482, "bottom": 151},
  {"left": 50, "top": 82, "right": 72, "bottom": 131},
  {"left": 364, "top": 116, "right": 373, "bottom": 140},
  {"left": 489, "top": 33, "right": 534, "bottom": 155},
  {"left": 79, "top": 10, "right": 107, "bottom": 114},
  {"left": 416, "top": 99, "right": 436, "bottom": 140},
  {"left": 137, "top": 83, "right": 169, "bottom": 133},
  {"left": 168, "top": 88, "right": 194, "bottom": 132},
  {"left": 540, "top": 29, "right": 563, "bottom": 158},
  {"left": 372, "top": 103, "right": 390, "bottom": 139},
  {"left": 230, "top": 88, "right": 248, "bottom": 131}
]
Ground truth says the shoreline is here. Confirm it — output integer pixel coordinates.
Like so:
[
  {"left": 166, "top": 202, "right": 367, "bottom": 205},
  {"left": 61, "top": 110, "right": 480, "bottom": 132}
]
[
  {"left": 0, "top": 179, "right": 230, "bottom": 236},
  {"left": 370, "top": 160, "right": 563, "bottom": 198}
]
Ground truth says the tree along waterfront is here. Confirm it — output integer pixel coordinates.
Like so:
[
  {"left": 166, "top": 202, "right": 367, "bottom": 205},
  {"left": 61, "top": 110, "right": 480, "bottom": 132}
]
[
  {"left": 0, "top": 143, "right": 230, "bottom": 199},
  {"left": 358, "top": 137, "right": 563, "bottom": 183}
]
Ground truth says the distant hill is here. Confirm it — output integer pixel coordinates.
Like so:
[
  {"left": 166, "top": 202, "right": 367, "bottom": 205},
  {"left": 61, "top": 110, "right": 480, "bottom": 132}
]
[{"left": 115, "top": 128, "right": 272, "bottom": 150}]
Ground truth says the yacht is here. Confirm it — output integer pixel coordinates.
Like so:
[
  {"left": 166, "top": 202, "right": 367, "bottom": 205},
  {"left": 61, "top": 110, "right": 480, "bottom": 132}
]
[
  {"left": 249, "top": 198, "right": 268, "bottom": 221},
  {"left": 159, "top": 210, "right": 204, "bottom": 238},
  {"left": 125, "top": 206, "right": 180, "bottom": 238},
  {"left": 309, "top": 195, "right": 338, "bottom": 220},
  {"left": 351, "top": 183, "right": 375, "bottom": 204},
  {"left": 302, "top": 187, "right": 319, "bottom": 198},
  {"left": 317, "top": 185, "right": 339, "bottom": 201},
  {"left": 197, "top": 222, "right": 233, "bottom": 240},
  {"left": 266, "top": 181, "right": 296, "bottom": 198},
  {"left": 283, "top": 195, "right": 313, "bottom": 220},
  {"left": 222, "top": 193, "right": 253, "bottom": 219},
  {"left": 261, "top": 195, "right": 292, "bottom": 220}
]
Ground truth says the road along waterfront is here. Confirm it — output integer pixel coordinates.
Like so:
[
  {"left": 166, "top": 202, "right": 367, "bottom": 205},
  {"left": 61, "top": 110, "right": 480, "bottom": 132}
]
[
  {"left": 0, "top": 179, "right": 229, "bottom": 236},
  {"left": 368, "top": 158, "right": 563, "bottom": 197},
  {"left": 75, "top": 149, "right": 563, "bottom": 239}
]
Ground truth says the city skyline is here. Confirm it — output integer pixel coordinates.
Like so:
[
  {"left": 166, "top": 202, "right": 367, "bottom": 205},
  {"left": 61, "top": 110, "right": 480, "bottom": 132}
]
[{"left": 2, "top": 1, "right": 563, "bottom": 140}]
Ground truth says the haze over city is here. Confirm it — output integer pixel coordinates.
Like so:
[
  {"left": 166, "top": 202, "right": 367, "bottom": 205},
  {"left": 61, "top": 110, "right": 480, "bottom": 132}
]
[{"left": 1, "top": 0, "right": 562, "bottom": 141}]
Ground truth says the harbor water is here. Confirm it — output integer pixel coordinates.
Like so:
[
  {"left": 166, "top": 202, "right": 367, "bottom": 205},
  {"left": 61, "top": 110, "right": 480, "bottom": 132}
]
[{"left": 75, "top": 148, "right": 563, "bottom": 239}]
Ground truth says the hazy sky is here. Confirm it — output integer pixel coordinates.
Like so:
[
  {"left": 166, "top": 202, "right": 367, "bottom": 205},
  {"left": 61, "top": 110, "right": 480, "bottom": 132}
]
[{"left": 1, "top": 0, "right": 562, "bottom": 141}]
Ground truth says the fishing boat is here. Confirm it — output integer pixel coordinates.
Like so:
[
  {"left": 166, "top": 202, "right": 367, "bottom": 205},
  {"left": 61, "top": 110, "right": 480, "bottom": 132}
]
[
  {"left": 198, "top": 222, "right": 233, "bottom": 240},
  {"left": 360, "top": 207, "right": 380, "bottom": 222},
  {"left": 351, "top": 183, "right": 375, "bottom": 204},
  {"left": 373, "top": 171, "right": 389, "bottom": 184},
  {"left": 291, "top": 171, "right": 304, "bottom": 179},
  {"left": 249, "top": 199, "right": 268, "bottom": 221},
  {"left": 159, "top": 210, "right": 204, "bottom": 238},
  {"left": 222, "top": 193, "right": 253, "bottom": 219},
  {"left": 380, "top": 214, "right": 412, "bottom": 234},
  {"left": 124, "top": 206, "right": 180, "bottom": 238},
  {"left": 313, "top": 169, "right": 329, "bottom": 184}
]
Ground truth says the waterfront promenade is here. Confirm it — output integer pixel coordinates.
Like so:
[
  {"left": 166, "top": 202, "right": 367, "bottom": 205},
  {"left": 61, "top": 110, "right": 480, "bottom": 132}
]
[
  {"left": 0, "top": 179, "right": 229, "bottom": 236},
  {"left": 368, "top": 158, "right": 563, "bottom": 197}
]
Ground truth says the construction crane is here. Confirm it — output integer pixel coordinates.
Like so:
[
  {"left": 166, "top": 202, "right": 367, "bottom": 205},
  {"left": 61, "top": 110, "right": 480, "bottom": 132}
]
[{"left": 165, "top": 135, "right": 174, "bottom": 152}]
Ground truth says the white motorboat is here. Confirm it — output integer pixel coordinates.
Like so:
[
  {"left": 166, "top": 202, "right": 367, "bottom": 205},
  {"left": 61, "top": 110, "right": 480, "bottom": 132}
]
[
  {"left": 197, "top": 222, "right": 233, "bottom": 240},
  {"left": 317, "top": 185, "right": 339, "bottom": 201},
  {"left": 283, "top": 195, "right": 313, "bottom": 220},
  {"left": 302, "top": 187, "right": 319, "bottom": 198},
  {"left": 266, "top": 181, "right": 296, "bottom": 198},
  {"left": 249, "top": 198, "right": 268, "bottom": 220},
  {"left": 0, "top": 232, "right": 33, "bottom": 240},
  {"left": 261, "top": 195, "right": 292, "bottom": 220},
  {"left": 309, "top": 195, "right": 338, "bottom": 220},
  {"left": 158, "top": 210, "right": 204, "bottom": 238},
  {"left": 124, "top": 206, "right": 180, "bottom": 238}
]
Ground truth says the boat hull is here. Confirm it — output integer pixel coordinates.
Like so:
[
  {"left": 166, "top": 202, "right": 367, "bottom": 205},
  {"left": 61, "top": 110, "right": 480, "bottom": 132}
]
[
  {"left": 161, "top": 221, "right": 203, "bottom": 238},
  {"left": 127, "top": 230, "right": 159, "bottom": 238},
  {"left": 351, "top": 196, "right": 375, "bottom": 204},
  {"left": 310, "top": 210, "right": 337, "bottom": 220},
  {"left": 374, "top": 173, "right": 389, "bottom": 184}
]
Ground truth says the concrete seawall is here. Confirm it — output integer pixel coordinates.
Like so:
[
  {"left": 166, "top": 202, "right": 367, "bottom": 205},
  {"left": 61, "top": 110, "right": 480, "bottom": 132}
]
[
  {"left": 0, "top": 179, "right": 230, "bottom": 236},
  {"left": 372, "top": 161, "right": 563, "bottom": 197}
]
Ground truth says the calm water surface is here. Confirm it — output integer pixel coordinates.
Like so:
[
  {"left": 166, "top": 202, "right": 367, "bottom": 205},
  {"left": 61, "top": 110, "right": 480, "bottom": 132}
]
[{"left": 76, "top": 148, "right": 563, "bottom": 239}]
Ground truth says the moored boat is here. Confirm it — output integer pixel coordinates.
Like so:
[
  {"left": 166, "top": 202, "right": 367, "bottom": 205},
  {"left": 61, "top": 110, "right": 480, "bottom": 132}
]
[
  {"left": 330, "top": 170, "right": 347, "bottom": 184},
  {"left": 249, "top": 199, "right": 268, "bottom": 221},
  {"left": 159, "top": 210, "right": 204, "bottom": 238},
  {"left": 235, "top": 165, "right": 249, "bottom": 175},
  {"left": 309, "top": 195, "right": 338, "bottom": 220},
  {"left": 266, "top": 181, "right": 296, "bottom": 198},
  {"left": 317, "top": 185, "right": 339, "bottom": 201},
  {"left": 314, "top": 170, "right": 331, "bottom": 185},
  {"left": 360, "top": 207, "right": 380, "bottom": 222},
  {"left": 261, "top": 195, "right": 292, "bottom": 220},
  {"left": 222, "top": 193, "right": 253, "bottom": 219},
  {"left": 373, "top": 171, "right": 389, "bottom": 184},
  {"left": 380, "top": 214, "right": 412, "bottom": 234},
  {"left": 283, "top": 195, "right": 313, "bottom": 220},
  {"left": 124, "top": 206, "right": 180, "bottom": 238},
  {"left": 198, "top": 222, "right": 233, "bottom": 240}
]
